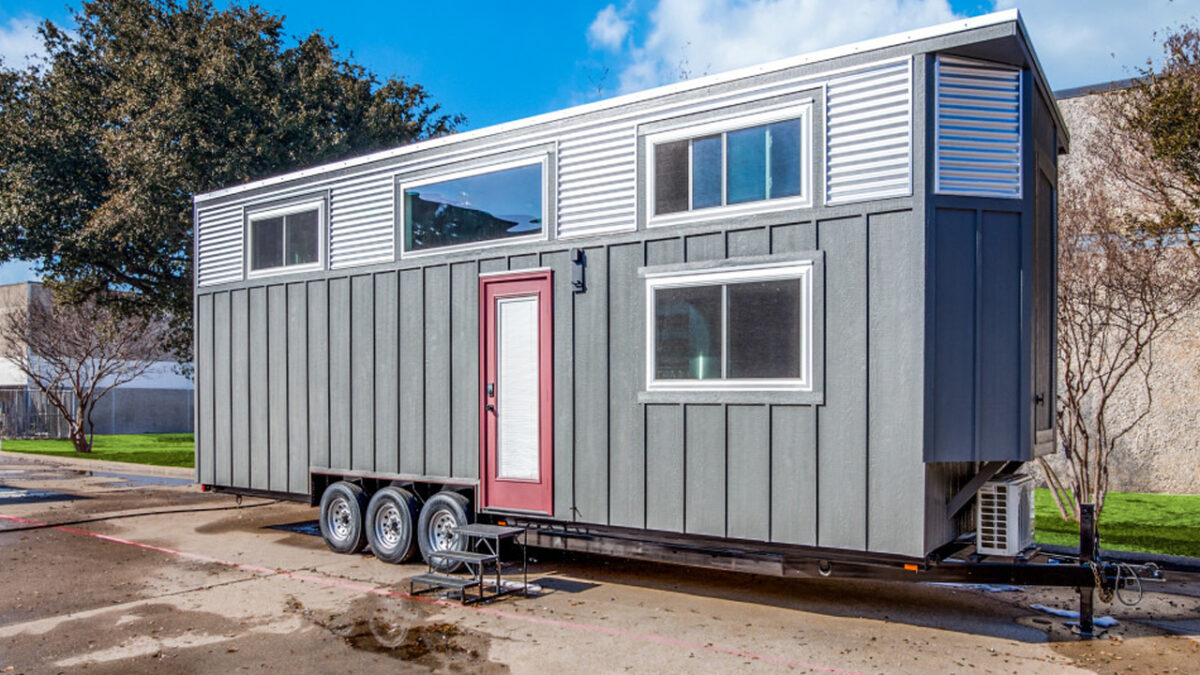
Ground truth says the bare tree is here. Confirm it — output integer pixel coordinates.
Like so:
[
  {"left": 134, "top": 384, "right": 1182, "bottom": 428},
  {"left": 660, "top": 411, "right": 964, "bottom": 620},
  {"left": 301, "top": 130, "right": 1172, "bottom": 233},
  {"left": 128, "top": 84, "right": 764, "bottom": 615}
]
[
  {"left": 1040, "top": 88, "right": 1200, "bottom": 519},
  {"left": 0, "top": 288, "right": 167, "bottom": 453}
]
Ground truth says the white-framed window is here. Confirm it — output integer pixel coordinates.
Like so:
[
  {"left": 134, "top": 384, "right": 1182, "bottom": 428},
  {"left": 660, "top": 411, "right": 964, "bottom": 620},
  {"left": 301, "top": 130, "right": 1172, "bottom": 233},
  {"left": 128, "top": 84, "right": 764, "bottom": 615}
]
[
  {"left": 645, "top": 261, "right": 813, "bottom": 392},
  {"left": 400, "top": 156, "right": 548, "bottom": 257},
  {"left": 246, "top": 199, "right": 325, "bottom": 277},
  {"left": 645, "top": 102, "right": 812, "bottom": 227}
]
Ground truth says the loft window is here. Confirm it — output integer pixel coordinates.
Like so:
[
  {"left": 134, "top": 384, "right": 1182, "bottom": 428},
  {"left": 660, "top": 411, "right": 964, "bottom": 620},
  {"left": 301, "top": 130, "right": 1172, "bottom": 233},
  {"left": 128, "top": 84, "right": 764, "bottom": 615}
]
[
  {"left": 247, "top": 201, "right": 323, "bottom": 274},
  {"left": 647, "top": 104, "right": 811, "bottom": 222},
  {"left": 402, "top": 159, "right": 545, "bottom": 254},
  {"left": 645, "top": 261, "right": 813, "bottom": 392}
]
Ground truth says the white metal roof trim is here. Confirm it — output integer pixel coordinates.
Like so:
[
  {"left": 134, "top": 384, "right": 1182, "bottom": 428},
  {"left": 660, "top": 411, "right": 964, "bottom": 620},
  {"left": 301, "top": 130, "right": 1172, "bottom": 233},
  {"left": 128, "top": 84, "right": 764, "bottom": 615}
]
[
  {"left": 825, "top": 60, "right": 913, "bottom": 205},
  {"left": 935, "top": 55, "right": 1022, "bottom": 198}
]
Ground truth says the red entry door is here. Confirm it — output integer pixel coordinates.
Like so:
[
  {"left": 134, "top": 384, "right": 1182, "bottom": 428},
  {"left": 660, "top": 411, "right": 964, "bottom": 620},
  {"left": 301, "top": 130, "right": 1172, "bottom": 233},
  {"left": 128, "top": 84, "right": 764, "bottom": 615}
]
[{"left": 480, "top": 270, "right": 553, "bottom": 514}]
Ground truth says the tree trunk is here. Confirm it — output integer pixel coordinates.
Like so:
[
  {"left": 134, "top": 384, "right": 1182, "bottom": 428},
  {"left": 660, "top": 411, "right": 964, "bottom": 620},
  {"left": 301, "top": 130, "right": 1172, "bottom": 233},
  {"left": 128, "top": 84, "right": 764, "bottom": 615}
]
[{"left": 72, "top": 401, "right": 92, "bottom": 453}]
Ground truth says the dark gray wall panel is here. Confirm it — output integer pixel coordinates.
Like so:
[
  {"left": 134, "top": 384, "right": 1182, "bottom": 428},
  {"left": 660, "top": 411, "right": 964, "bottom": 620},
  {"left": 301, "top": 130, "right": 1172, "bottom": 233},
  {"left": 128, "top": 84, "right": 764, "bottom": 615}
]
[
  {"left": 197, "top": 294, "right": 215, "bottom": 485},
  {"left": 374, "top": 272, "right": 399, "bottom": 475},
  {"left": 770, "top": 405, "right": 816, "bottom": 545},
  {"left": 509, "top": 253, "right": 539, "bottom": 269},
  {"left": 545, "top": 250, "right": 575, "bottom": 520},
  {"left": 930, "top": 208, "right": 977, "bottom": 462},
  {"left": 329, "top": 278, "right": 352, "bottom": 470},
  {"left": 230, "top": 290, "right": 250, "bottom": 487},
  {"left": 399, "top": 269, "right": 424, "bottom": 474},
  {"left": 726, "top": 405, "right": 769, "bottom": 541},
  {"left": 608, "top": 242, "right": 645, "bottom": 528},
  {"left": 249, "top": 287, "right": 270, "bottom": 490},
  {"left": 727, "top": 227, "right": 769, "bottom": 257},
  {"left": 771, "top": 222, "right": 816, "bottom": 253},
  {"left": 268, "top": 285, "right": 289, "bottom": 492},
  {"left": 979, "top": 211, "right": 1021, "bottom": 460},
  {"left": 450, "top": 262, "right": 478, "bottom": 479},
  {"left": 479, "top": 257, "right": 507, "bottom": 274},
  {"left": 867, "top": 211, "right": 925, "bottom": 556},
  {"left": 685, "top": 232, "right": 725, "bottom": 262},
  {"left": 573, "top": 246, "right": 608, "bottom": 524},
  {"left": 644, "top": 403, "right": 684, "bottom": 532},
  {"left": 423, "top": 265, "right": 452, "bottom": 476},
  {"left": 286, "top": 283, "right": 309, "bottom": 493},
  {"left": 213, "top": 292, "right": 232, "bottom": 486},
  {"left": 351, "top": 275, "right": 375, "bottom": 472},
  {"left": 307, "top": 281, "right": 330, "bottom": 470},
  {"left": 685, "top": 404, "right": 725, "bottom": 537},
  {"left": 646, "top": 237, "right": 683, "bottom": 265},
  {"left": 816, "top": 216, "right": 867, "bottom": 550}
]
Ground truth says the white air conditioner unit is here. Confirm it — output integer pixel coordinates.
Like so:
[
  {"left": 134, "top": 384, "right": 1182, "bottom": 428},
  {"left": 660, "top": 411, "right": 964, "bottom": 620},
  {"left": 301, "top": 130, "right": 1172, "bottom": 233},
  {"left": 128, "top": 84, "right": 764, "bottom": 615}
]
[{"left": 976, "top": 474, "right": 1035, "bottom": 556}]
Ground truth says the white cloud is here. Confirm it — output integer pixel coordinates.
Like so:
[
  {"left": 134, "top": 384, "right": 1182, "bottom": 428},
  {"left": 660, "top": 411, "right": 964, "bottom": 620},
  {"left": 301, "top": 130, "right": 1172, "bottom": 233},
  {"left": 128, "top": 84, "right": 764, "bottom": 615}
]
[
  {"left": 601, "top": 0, "right": 1200, "bottom": 95},
  {"left": 589, "top": 4, "right": 632, "bottom": 51},
  {"left": 612, "top": 0, "right": 962, "bottom": 93},
  {"left": 997, "top": 0, "right": 1197, "bottom": 90},
  {"left": 0, "top": 15, "right": 44, "bottom": 66}
]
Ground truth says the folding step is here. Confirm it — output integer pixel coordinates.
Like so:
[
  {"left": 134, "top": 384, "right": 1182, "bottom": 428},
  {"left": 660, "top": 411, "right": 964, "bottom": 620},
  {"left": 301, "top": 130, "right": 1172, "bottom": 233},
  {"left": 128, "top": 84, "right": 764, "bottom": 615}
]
[
  {"left": 428, "top": 550, "right": 498, "bottom": 565},
  {"left": 409, "top": 573, "right": 480, "bottom": 591}
]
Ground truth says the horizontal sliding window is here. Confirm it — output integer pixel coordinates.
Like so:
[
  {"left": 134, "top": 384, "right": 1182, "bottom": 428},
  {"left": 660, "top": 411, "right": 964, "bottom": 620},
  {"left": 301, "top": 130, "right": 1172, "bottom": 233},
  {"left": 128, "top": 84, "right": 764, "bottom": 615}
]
[
  {"left": 402, "top": 160, "right": 545, "bottom": 254},
  {"left": 247, "top": 201, "right": 323, "bottom": 274},
  {"left": 648, "top": 104, "right": 810, "bottom": 222},
  {"left": 646, "top": 261, "right": 813, "bottom": 392}
]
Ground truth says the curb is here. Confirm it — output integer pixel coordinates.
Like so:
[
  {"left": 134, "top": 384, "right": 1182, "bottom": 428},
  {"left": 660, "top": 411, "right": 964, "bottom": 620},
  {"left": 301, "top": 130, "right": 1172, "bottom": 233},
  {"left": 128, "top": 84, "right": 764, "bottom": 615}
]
[{"left": 0, "top": 447, "right": 194, "bottom": 481}]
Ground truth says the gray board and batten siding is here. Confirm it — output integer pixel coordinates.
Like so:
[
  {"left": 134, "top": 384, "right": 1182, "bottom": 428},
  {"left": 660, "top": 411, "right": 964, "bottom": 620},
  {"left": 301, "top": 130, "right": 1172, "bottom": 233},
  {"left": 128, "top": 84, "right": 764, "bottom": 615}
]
[{"left": 194, "top": 11, "right": 1064, "bottom": 560}]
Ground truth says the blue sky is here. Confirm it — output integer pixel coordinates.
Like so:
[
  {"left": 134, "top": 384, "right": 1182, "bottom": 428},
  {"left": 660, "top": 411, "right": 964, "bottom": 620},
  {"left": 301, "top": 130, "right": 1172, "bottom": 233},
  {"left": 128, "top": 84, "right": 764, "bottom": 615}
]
[{"left": 1, "top": 0, "right": 1194, "bottom": 284}]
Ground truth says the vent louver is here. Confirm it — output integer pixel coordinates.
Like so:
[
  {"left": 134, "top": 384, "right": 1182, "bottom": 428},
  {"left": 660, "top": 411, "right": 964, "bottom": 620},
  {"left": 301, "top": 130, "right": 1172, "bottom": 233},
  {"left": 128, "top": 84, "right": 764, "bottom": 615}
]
[
  {"left": 196, "top": 203, "right": 244, "bottom": 286},
  {"left": 976, "top": 474, "right": 1035, "bottom": 556},
  {"left": 935, "top": 55, "right": 1022, "bottom": 198},
  {"left": 824, "top": 59, "right": 913, "bottom": 205}
]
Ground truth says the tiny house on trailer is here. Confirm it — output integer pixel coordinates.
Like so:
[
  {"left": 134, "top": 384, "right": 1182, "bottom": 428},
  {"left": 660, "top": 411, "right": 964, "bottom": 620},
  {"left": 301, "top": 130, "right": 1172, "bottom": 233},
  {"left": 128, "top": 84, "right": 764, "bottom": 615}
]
[{"left": 194, "top": 11, "right": 1064, "bottom": 578}]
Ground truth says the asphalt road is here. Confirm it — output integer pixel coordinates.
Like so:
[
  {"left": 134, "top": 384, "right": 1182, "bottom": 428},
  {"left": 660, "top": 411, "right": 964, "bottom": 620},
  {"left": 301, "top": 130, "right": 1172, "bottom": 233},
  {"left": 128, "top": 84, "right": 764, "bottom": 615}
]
[{"left": 1, "top": 451, "right": 1198, "bottom": 674}]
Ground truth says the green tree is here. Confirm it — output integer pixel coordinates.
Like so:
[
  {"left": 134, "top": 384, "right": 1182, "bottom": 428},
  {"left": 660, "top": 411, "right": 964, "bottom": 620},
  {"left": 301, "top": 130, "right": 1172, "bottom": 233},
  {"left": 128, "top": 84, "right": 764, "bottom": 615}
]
[
  {"left": 0, "top": 0, "right": 462, "bottom": 361},
  {"left": 1107, "top": 24, "right": 1200, "bottom": 254}
]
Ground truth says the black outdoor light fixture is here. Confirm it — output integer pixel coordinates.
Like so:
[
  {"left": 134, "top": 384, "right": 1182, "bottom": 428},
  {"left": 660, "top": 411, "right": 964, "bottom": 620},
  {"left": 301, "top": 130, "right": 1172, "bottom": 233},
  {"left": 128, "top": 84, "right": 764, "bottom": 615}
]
[{"left": 571, "top": 248, "right": 586, "bottom": 293}]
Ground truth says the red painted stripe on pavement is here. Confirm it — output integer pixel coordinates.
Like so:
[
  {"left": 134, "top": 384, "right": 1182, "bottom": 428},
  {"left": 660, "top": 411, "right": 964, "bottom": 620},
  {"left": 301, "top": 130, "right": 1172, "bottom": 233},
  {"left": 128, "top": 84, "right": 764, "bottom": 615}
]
[{"left": 0, "top": 513, "right": 863, "bottom": 674}]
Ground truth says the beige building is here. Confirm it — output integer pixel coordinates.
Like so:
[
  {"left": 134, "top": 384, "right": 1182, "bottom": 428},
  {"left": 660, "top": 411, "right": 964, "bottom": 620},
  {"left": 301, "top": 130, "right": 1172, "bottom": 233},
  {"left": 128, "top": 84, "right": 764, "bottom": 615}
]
[
  {"left": 0, "top": 281, "right": 194, "bottom": 437},
  {"left": 1054, "top": 83, "right": 1200, "bottom": 495}
]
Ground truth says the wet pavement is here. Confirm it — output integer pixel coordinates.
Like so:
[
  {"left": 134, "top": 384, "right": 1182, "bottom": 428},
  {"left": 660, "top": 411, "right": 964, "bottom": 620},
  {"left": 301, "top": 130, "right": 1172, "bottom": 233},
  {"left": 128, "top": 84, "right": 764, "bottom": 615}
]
[{"left": 1, "top": 451, "right": 1199, "bottom": 673}]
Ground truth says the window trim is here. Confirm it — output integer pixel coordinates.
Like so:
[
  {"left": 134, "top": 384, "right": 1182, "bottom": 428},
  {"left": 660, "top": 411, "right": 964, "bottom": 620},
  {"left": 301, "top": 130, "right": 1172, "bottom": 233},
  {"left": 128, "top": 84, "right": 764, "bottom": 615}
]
[
  {"left": 645, "top": 102, "right": 813, "bottom": 228},
  {"left": 398, "top": 155, "right": 550, "bottom": 258},
  {"left": 244, "top": 198, "right": 326, "bottom": 279},
  {"left": 644, "top": 260, "right": 814, "bottom": 393}
]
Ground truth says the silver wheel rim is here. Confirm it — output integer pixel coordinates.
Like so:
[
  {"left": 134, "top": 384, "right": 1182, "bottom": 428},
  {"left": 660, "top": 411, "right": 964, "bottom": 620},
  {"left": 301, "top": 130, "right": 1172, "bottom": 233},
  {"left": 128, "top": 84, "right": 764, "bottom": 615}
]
[
  {"left": 329, "top": 495, "right": 353, "bottom": 543},
  {"left": 374, "top": 502, "right": 403, "bottom": 550},
  {"left": 427, "top": 508, "right": 460, "bottom": 552}
]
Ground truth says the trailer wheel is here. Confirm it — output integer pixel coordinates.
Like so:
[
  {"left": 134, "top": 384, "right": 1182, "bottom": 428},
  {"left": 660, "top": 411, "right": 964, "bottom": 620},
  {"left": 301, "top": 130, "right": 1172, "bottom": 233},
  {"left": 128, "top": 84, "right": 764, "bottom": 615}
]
[
  {"left": 318, "top": 481, "right": 368, "bottom": 554},
  {"left": 365, "top": 486, "right": 420, "bottom": 564},
  {"left": 417, "top": 491, "right": 472, "bottom": 572}
]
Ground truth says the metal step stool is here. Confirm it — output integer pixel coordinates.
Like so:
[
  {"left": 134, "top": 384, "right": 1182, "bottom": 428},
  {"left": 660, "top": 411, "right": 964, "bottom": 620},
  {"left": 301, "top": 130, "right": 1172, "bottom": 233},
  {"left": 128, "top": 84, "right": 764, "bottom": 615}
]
[{"left": 409, "top": 523, "right": 527, "bottom": 604}]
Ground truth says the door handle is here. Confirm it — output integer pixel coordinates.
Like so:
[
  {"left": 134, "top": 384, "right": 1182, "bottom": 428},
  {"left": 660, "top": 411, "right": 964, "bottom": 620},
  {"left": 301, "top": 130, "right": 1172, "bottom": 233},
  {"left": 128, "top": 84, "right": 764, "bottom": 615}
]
[{"left": 485, "top": 403, "right": 495, "bottom": 413}]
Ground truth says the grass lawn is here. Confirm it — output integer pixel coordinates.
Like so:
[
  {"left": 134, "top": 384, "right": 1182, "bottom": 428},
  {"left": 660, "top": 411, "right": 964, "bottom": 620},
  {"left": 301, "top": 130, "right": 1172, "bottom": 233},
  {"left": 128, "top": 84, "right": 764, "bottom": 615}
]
[
  {"left": 1036, "top": 488, "right": 1200, "bottom": 558},
  {"left": 1, "top": 433, "right": 194, "bottom": 468}
]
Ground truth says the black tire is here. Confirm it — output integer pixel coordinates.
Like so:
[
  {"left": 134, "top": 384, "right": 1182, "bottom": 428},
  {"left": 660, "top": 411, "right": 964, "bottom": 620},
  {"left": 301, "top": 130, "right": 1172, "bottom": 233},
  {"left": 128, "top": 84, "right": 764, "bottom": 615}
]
[
  {"left": 318, "top": 481, "right": 368, "bottom": 554},
  {"left": 365, "top": 486, "right": 420, "bottom": 564},
  {"left": 417, "top": 491, "right": 473, "bottom": 572}
]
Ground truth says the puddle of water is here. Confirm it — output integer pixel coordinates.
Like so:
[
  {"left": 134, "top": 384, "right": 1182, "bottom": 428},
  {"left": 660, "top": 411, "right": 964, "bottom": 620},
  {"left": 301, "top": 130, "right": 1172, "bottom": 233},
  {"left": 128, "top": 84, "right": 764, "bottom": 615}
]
[
  {"left": 0, "top": 482, "right": 80, "bottom": 505},
  {"left": 71, "top": 470, "right": 192, "bottom": 488}
]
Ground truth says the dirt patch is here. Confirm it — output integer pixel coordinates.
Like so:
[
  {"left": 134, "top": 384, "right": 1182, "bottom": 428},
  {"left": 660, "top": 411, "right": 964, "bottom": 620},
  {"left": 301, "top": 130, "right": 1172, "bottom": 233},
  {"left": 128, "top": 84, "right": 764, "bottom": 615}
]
[
  {"left": 193, "top": 502, "right": 314, "bottom": 535},
  {"left": 287, "top": 595, "right": 508, "bottom": 673},
  {"left": 1051, "top": 634, "right": 1200, "bottom": 673}
]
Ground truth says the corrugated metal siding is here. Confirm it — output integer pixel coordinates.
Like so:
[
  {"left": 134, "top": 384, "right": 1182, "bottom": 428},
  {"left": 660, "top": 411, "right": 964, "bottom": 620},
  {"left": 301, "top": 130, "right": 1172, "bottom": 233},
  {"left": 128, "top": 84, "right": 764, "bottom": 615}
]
[
  {"left": 824, "top": 60, "right": 912, "bottom": 205},
  {"left": 329, "top": 171, "right": 395, "bottom": 268},
  {"left": 935, "top": 55, "right": 1022, "bottom": 198},
  {"left": 196, "top": 203, "right": 243, "bottom": 286},
  {"left": 557, "top": 123, "right": 637, "bottom": 238}
]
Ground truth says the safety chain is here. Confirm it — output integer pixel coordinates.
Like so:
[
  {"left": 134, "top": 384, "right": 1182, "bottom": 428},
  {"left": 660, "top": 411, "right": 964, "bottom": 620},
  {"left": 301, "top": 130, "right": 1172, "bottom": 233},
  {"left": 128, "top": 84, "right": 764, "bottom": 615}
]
[{"left": 1090, "top": 561, "right": 1114, "bottom": 603}]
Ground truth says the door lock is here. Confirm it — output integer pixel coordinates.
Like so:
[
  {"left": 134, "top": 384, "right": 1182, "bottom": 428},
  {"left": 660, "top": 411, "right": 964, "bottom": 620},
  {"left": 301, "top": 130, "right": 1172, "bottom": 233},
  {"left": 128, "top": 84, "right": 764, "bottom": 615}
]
[
  {"left": 485, "top": 403, "right": 496, "bottom": 413},
  {"left": 486, "top": 382, "right": 495, "bottom": 397}
]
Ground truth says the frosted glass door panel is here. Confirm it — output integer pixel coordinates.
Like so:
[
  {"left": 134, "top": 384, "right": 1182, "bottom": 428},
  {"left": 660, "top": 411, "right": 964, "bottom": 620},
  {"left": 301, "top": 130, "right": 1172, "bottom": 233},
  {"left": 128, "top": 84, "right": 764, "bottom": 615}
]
[{"left": 497, "top": 295, "right": 540, "bottom": 480}]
